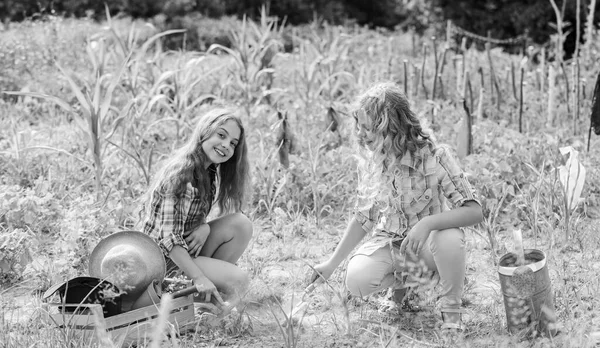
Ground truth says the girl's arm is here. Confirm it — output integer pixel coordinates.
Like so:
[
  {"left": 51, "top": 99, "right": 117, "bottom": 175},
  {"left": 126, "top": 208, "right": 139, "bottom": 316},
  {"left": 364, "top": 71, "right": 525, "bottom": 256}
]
[
  {"left": 312, "top": 218, "right": 367, "bottom": 282},
  {"left": 169, "top": 245, "right": 207, "bottom": 280},
  {"left": 169, "top": 245, "right": 225, "bottom": 305},
  {"left": 401, "top": 200, "right": 482, "bottom": 255},
  {"left": 419, "top": 200, "right": 483, "bottom": 231},
  {"left": 152, "top": 191, "right": 224, "bottom": 304}
]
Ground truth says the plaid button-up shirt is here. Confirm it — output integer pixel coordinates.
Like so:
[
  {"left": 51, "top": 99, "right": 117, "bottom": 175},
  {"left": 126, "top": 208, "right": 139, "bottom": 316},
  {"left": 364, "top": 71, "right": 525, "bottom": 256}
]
[
  {"left": 142, "top": 167, "right": 216, "bottom": 256},
  {"left": 354, "top": 142, "right": 480, "bottom": 255}
]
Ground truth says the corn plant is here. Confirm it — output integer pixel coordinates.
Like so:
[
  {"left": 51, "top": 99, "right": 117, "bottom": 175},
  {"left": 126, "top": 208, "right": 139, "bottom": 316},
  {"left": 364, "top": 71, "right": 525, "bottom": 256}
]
[
  {"left": 306, "top": 139, "right": 349, "bottom": 226},
  {"left": 98, "top": 4, "right": 186, "bottom": 99},
  {"left": 208, "top": 6, "right": 283, "bottom": 118},
  {"left": 293, "top": 37, "right": 323, "bottom": 108},
  {"left": 252, "top": 129, "right": 290, "bottom": 217},
  {"left": 293, "top": 24, "right": 357, "bottom": 111},
  {"left": 4, "top": 48, "right": 129, "bottom": 198},
  {"left": 152, "top": 53, "right": 222, "bottom": 136},
  {"left": 267, "top": 295, "right": 306, "bottom": 348},
  {"left": 519, "top": 161, "right": 551, "bottom": 247},
  {"left": 96, "top": 18, "right": 216, "bottom": 184}
]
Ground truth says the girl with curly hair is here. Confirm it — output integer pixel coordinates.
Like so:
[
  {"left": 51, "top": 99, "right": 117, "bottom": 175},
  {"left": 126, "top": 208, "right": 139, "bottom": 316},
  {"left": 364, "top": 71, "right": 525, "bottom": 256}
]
[
  {"left": 311, "top": 82, "right": 483, "bottom": 335},
  {"left": 142, "top": 108, "right": 252, "bottom": 308}
]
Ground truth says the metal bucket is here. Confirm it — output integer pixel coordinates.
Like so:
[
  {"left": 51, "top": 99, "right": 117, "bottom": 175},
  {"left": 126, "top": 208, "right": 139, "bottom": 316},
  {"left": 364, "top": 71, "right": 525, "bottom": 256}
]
[{"left": 498, "top": 249, "right": 558, "bottom": 337}]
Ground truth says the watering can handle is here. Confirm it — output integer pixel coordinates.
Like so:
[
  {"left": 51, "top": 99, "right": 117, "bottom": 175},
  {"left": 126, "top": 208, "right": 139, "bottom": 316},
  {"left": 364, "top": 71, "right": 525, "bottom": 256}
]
[{"left": 171, "top": 286, "right": 197, "bottom": 299}]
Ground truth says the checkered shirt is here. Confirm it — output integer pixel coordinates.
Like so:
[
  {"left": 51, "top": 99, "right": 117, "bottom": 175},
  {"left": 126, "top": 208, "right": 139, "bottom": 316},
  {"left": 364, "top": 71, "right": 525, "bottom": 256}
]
[
  {"left": 142, "top": 167, "right": 216, "bottom": 256},
  {"left": 354, "top": 142, "right": 480, "bottom": 254}
]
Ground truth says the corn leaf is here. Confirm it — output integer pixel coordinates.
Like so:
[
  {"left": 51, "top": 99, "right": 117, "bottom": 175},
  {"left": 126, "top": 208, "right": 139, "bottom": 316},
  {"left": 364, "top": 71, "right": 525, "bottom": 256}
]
[
  {"left": 56, "top": 64, "right": 92, "bottom": 119},
  {"left": 2, "top": 91, "right": 75, "bottom": 114},
  {"left": 99, "top": 55, "right": 130, "bottom": 124},
  {"left": 591, "top": 70, "right": 600, "bottom": 135}
]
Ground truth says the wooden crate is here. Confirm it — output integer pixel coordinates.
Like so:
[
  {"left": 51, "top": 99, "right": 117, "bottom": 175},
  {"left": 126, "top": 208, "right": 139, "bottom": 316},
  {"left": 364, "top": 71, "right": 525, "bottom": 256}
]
[{"left": 44, "top": 295, "right": 195, "bottom": 347}]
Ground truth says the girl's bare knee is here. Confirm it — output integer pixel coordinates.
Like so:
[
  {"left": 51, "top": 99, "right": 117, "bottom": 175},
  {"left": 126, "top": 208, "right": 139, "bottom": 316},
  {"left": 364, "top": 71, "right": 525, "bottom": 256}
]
[
  {"left": 233, "top": 212, "right": 253, "bottom": 242},
  {"left": 346, "top": 258, "right": 377, "bottom": 297}
]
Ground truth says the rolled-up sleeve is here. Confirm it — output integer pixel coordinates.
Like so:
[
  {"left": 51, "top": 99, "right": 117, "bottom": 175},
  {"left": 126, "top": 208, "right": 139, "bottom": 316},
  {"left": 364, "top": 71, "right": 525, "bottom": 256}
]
[
  {"left": 436, "top": 146, "right": 481, "bottom": 208},
  {"left": 147, "top": 193, "right": 188, "bottom": 255}
]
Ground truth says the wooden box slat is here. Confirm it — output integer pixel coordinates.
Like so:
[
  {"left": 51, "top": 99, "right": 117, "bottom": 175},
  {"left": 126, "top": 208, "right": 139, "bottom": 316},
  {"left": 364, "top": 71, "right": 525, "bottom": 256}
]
[{"left": 44, "top": 296, "right": 195, "bottom": 346}]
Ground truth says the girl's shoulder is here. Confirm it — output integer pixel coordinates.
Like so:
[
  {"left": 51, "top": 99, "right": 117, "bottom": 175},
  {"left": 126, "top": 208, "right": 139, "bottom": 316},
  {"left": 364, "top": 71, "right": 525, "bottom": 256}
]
[{"left": 430, "top": 142, "right": 458, "bottom": 159}]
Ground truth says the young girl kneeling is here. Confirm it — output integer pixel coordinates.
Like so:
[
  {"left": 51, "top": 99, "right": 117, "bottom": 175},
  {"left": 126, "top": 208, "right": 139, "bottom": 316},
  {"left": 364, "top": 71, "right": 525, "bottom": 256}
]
[
  {"left": 142, "top": 108, "right": 252, "bottom": 308},
  {"left": 312, "top": 82, "right": 483, "bottom": 334}
]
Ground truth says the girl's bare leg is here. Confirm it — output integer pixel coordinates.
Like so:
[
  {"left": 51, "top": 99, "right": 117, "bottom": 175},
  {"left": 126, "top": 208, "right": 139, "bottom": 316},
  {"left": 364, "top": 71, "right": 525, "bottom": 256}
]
[
  {"left": 192, "top": 213, "right": 253, "bottom": 308},
  {"left": 202, "top": 212, "right": 253, "bottom": 263}
]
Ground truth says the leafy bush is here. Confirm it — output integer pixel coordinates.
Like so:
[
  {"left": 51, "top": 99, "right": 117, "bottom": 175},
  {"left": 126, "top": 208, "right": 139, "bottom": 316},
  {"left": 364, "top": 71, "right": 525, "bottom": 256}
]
[
  {"left": 0, "top": 228, "right": 33, "bottom": 286},
  {"left": 0, "top": 184, "right": 63, "bottom": 234},
  {"left": 154, "top": 13, "right": 237, "bottom": 51},
  {"left": 437, "top": 0, "right": 600, "bottom": 56}
]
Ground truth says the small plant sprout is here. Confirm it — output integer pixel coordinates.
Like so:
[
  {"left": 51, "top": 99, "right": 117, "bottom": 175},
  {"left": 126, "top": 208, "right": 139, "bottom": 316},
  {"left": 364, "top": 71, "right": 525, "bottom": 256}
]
[{"left": 557, "top": 146, "right": 586, "bottom": 242}]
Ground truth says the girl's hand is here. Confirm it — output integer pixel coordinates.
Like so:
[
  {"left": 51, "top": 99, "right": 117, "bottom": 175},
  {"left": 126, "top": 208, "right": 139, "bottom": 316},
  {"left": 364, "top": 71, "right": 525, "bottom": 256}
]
[
  {"left": 185, "top": 223, "right": 210, "bottom": 257},
  {"left": 310, "top": 260, "right": 336, "bottom": 284},
  {"left": 193, "top": 275, "right": 225, "bottom": 306},
  {"left": 400, "top": 220, "right": 432, "bottom": 257}
]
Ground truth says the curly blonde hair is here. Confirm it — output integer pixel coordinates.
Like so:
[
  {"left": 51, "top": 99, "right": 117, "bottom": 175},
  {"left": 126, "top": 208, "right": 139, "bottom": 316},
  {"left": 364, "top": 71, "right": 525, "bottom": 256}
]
[{"left": 352, "top": 82, "right": 432, "bottom": 211}]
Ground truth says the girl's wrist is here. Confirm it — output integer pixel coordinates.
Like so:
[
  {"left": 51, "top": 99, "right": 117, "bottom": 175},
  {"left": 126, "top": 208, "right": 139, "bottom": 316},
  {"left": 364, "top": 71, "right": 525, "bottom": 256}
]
[
  {"left": 327, "top": 256, "right": 343, "bottom": 269},
  {"left": 192, "top": 274, "right": 208, "bottom": 283}
]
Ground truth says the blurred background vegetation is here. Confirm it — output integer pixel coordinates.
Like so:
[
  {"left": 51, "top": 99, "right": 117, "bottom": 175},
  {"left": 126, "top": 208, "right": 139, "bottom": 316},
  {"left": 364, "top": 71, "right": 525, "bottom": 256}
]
[{"left": 1, "top": 0, "right": 597, "bottom": 56}]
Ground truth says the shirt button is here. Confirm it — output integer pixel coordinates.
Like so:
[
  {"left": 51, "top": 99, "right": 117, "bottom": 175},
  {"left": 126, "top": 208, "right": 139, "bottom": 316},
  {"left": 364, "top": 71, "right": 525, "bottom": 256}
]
[{"left": 425, "top": 195, "right": 430, "bottom": 199}]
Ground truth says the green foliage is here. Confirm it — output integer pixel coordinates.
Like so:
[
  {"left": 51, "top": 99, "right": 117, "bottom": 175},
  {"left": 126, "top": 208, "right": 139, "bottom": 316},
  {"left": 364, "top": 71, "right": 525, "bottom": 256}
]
[
  {"left": 0, "top": 228, "right": 33, "bottom": 285},
  {"left": 0, "top": 182, "right": 62, "bottom": 284},
  {"left": 0, "top": 183, "right": 62, "bottom": 234},
  {"left": 1, "top": 14, "right": 600, "bottom": 347},
  {"left": 122, "top": 0, "right": 167, "bottom": 17},
  {"left": 3, "top": 0, "right": 594, "bottom": 60},
  {"left": 437, "top": 0, "right": 600, "bottom": 56},
  {"left": 155, "top": 13, "right": 236, "bottom": 51},
  {"left": 57, "top": 0, "right": 124, "bottom": 19},
  {"left": 0, "top": 0, "right": 54, "bottom": 21}
]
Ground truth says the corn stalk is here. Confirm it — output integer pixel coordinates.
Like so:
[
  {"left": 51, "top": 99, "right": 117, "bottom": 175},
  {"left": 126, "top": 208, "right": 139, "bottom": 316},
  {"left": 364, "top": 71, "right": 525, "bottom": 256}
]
[
  {"left": 208, "top": 7, "right": 282, "bottom": 118},
  {"left": 5, "top": 51, "right": 129, "bottom": 198}
]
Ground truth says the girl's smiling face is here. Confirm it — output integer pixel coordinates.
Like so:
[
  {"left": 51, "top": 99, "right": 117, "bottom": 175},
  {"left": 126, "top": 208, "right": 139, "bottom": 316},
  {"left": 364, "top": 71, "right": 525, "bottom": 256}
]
[{"left": 202, "top": 119, "right": 241, "bottom": 167}]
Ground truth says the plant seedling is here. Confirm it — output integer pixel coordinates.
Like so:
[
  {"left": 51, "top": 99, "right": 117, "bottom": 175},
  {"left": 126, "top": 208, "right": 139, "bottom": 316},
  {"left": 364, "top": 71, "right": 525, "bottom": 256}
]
[
  {"left": 287, "top": 283, "right": 317, "bottom": 325},
  {"left": 513, "top": 229, "right": 525, "bottom": 266}
]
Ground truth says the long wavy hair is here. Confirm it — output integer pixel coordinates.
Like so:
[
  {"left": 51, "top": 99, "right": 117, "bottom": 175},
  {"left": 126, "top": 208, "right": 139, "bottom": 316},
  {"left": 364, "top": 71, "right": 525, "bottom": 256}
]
[
  {"left": 352, "top": 82, "right": 432, "bottom": 211},
  {"left": 145, "top": 108, "right": 249, "bottom": 215}
]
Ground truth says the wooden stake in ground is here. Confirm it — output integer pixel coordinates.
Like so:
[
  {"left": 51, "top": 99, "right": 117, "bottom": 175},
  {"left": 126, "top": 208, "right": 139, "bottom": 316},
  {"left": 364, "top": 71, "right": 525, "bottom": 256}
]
[
  {"left": 588, "top": 70, "right": 600, "bottom": 152},
  {"left": 432, "top": 36, "right": 438, "bottom": 99},
  {"left": 548, "top": 64, "right": 558, "bottom": 127},
  {"left": 420, "top": 44, "right": 429, "bottom": 99},
  {"left": 457, "top": 96, "right": 473, "bottom": 159},
  {"left": 519, "top": 59, "right": 526, "bottom": 133},
  {"left": 403, "top": 60, "right": 409, "bottom": 95}
]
